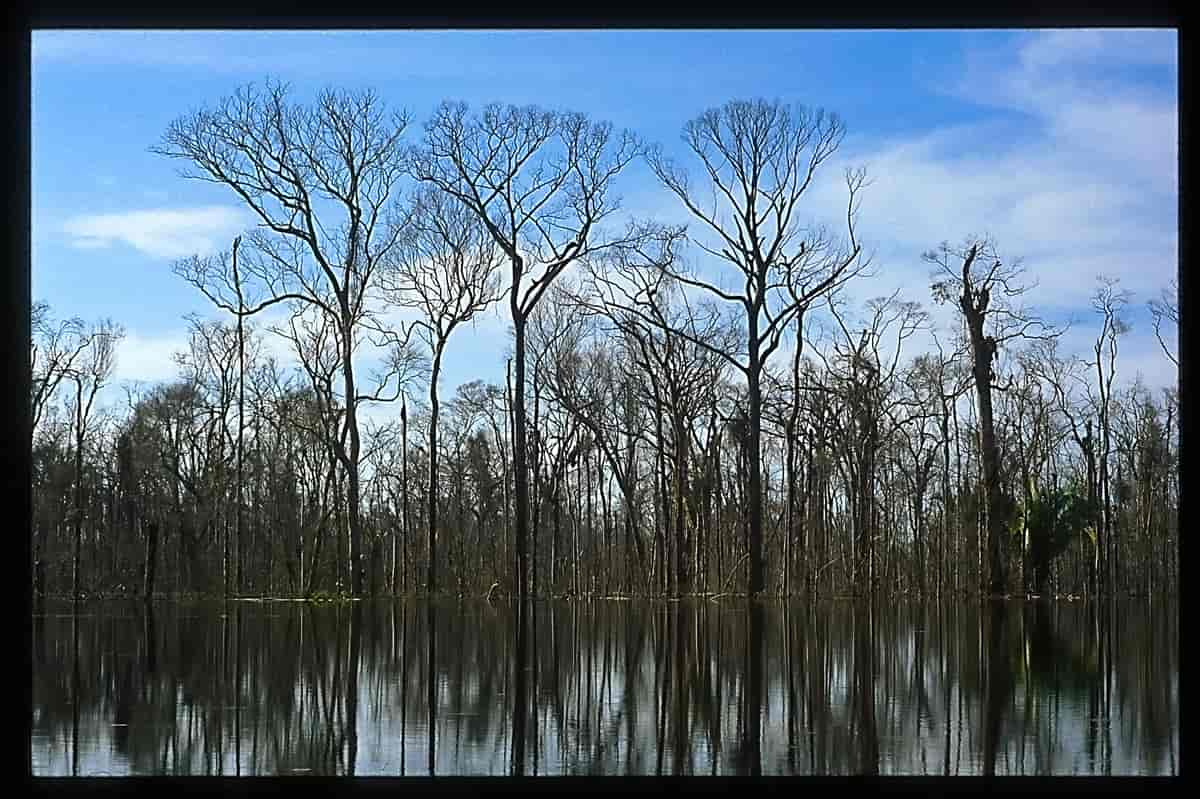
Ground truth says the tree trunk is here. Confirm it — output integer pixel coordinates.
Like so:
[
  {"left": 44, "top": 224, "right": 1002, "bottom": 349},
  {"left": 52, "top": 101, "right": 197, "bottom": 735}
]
[
  {"left": 785, "top": 419, "right": 796, "bottom": 599},
  {"left": 941, "top": 397, "right": 951, "bottom": 601},
  {"left": 341, "top": 309, "right": 365, "bottom": 597},
  {"left": 235, "top": 245, "right": 245, "bottom": 597},
  {"left": 428, "top": 348, "right": 443, "bottom": 595},
  {"left": 513, "top": 317, "right": 530, "bottom": 602},
  {"left": 531, "top": 373, "right": 541, "bottom": 600},
  {"left": 654, "top": 400, "right": 668, "bottom": 597},
  {"left": 623, "top": 386, "right": 638, "bottom": 595},
  {"left": 73, "top": 429, "right": 84, "bottom": 601},
  {"left": 961, "top": 270, "right": 1007, "bottom": 597},
  {"left": 143, "top": 519, "right": 159, "bottom": 601},
  {"left": 673, "top": 413, "right": 687, "bottom": 597},
  {"left": 747, "top": 335, "right": 764, "bottom": 597},
  {"left": 402, "top": 400, "right": 409, "bottom": 596},
  {"left": 585, "top": 445, "right": 593, "bottom": 597},
  {"left": 552, "top": 489, "right": 561, "bottom": 597}
]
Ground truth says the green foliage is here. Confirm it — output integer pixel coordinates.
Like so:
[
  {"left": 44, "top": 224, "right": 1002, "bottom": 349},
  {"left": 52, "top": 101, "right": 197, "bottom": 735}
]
[{"left": 1016, "top": 483, "right": 1095, "bottom": 586}]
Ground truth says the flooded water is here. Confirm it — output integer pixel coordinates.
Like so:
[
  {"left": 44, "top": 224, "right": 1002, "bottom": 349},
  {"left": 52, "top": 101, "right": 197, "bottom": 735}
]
[{"left": 30, "top": 598, "right": 1177, "bottom": 776}]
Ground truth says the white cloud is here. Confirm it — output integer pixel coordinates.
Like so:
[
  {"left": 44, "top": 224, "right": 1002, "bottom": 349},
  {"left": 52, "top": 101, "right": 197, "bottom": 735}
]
[
  {"left": 1015, "top": 28, "right": 1177, "bottom": 72},
  {"left": 69, "top": 237, "right": 112, "bottom": 250},
  {"left": 34, "top": 30, "right": 297, "bottom": 73},
  {"left": 114, "top": 329, "right": 188, "bottom": 385},
  {"left": 788, "top": 31, "right": 1175, "bottom": 388},
  {"left": 62, "top": 205, "right": 249, "bottom": 259}
]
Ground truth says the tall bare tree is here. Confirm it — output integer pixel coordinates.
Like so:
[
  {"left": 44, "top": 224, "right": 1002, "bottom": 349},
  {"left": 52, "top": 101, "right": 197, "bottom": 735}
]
[
  {"left": 156, "top": 81, "right": 414, "bottom": 595},
  {"left": 66, "top": 320, "right": 122, "bottom": 600},
  {"left": 817, "top": 292, "right": 926, "bottom": 595},
  {"left": 643, "top": 99, "right": 867, "bottom": 595},
  {"left": 1028, "top": 337, "right": 1100, "bottom": 593},
  {"left": 383, "top": 186, "right": 503, "bottom": 594},
  {"left": 32, "top": 304, "right": 91, "bottom": 598},
  {"left": 411, "top": 101, "right": 641, "bottom": 602},
  {"left": 1089, "top": 276, "right": 1130, "bottom": 596},
  {"left": 927, "top": 237, "right": 1052, "bottom": 596},
  {"left": 173, "top": 238, "right": 259, "bottom": 596}
]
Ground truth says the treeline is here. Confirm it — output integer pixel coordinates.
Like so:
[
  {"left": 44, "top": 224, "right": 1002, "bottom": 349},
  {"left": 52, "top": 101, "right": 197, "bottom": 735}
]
[{"left": 30, "top": 84, "right": 1179, "bottom": 600}]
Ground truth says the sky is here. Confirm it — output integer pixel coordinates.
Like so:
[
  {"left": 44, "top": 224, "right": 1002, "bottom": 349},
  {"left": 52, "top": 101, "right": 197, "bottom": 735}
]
[{"left": 30, "top": 28, "right": 1179, "bottom": 422}]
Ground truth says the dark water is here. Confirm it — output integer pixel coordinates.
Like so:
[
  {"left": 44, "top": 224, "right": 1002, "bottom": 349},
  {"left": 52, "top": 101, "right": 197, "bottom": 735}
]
[{"left": 30, "top": 598, "right": 1177, "bottom": 776}]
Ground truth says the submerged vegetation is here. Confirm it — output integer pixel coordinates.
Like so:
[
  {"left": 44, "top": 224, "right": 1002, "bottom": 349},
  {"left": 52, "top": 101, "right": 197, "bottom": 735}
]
[{"left": 30, "top": 85, "right": 1178, "bottom": 603}]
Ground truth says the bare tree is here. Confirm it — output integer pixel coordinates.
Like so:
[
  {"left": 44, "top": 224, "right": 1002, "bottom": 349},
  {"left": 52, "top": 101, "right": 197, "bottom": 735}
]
[
  {"left": 31, "top": 303, "right": 90, "bottom": 437},
  {"left": 817, "top": 291, "right": 926, "bottom": 595},
  {"left": 643, "top": 99, "right": 867, "bottom": 596},
  {"left": 927, "top": 237, "right": 1053, "bottom": 596},
  {"left": 585, "top": 238, "right": 736, "bottom": 596},
  {"left": 1027, "top": 336, "right": 1100, "bottom": 593},
  {"left": 455, "top": 380, "right": 511, "bottom": 591},
  {"left": 895, "top": 353, "right": 953, "bottom": 596},
  {"left": 156, "top": 80, "right": 414, "bottom": 595},
  {"left": 382, "top": 186, "right": 503, "bottom": 594},
  {"left": 31, "top": 303, "right": 92, "bottom": 599},
  {"left": 173, "top": 238, "right": 262, "bottom": 596},
  {"left": 1149, "top": 279, "right": 1178, "bottom": 368},
  {"left": 1089, "top": 276, "right": 1131, "bottom": 596},
  {"left": 173, "top": 315, "right": 242, "bottom": 596},
  {"left": 411, "top": 101, "right": 641, "bottom": 602},
  {"left": 66, "top": 320, "right": 123, "bottom": 600}
]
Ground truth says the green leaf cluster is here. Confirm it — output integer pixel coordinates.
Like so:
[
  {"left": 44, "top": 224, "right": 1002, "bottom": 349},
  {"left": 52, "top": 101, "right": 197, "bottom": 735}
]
[{"left": 1014, "top": 483, "right": 1095, "bottom": 581}]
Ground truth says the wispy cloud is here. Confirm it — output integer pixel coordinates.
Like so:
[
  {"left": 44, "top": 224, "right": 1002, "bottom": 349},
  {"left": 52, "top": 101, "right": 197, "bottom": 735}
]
[
  {"left": 1015, "top": 28, "right": 1176, "bottom": 72},
  {"left": 34, "top": 30, "right": 315, "bottom": 73},
  {"left": 954, "top": 29, "right": 1177, "bottom": 190},
  {"left": 114, "top": 329, "right": 188, "bottom": 385},
  {"left": 714, "top": 29, "right": 1180, "bottom": 395},
  {"left": 31, "top": 30, "right": 569, "bottom": 84},
  {"left": 62, "top": 205, "right": 249, "bottom": 259},
  {"left": 797, "top": 29, "right": 1176, "bottom": 322}
]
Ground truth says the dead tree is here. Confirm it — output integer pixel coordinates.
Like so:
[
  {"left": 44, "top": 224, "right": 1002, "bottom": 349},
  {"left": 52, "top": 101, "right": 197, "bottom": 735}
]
[
  {"left": 644, "top": 99, "right": 867, "bottom": 596},
  {"left": 32, "top": 304, "right": 90, "bottom": 437},
  {"left": 818, "top": 292, "right": 926, "bottom": 595},
  {"left": 65, "top": 320, "right": 122, "bottom": 600},
  {"left": 411, "top": 101, "right": 641, "bottom": 602},
  {"left": 383, "top": 186, "right": 502, "bottom": 594},
  {"left": 585, "top": 240, "right": 736, "bottom": 596},
  {"left": 156, "top": 80, "right": 413, "bottom": 595},
  {"left": 1149, "top": 279, "right": 1178, "bottom": 369},
  {"left": 927, "top": 238, "right": 1053, "bottom": 596},
  {"left": 31, "top": 304, "right": 90, "bottom": 597},
  {"left": 1029, "top": 337, "right": 1099, "bottom": 594},
  {"left": 1089, "top": 277, "right": 1131, "bottom": 596}
]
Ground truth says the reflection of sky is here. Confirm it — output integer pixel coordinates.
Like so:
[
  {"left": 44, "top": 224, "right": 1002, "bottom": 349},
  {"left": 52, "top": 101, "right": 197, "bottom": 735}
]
[{"left": 31, "top": 602, "right": 1178, "bottom": 776}]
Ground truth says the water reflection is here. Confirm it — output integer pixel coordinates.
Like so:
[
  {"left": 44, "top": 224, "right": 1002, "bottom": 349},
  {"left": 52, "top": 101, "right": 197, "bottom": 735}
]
[{"left": 31, "top": 598, "right": 1177, "bottom": 776}]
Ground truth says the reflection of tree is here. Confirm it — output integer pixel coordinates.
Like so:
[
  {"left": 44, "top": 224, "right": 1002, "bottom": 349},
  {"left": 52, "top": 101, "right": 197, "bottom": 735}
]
[
  {"left": 1025, "top": 602, "right": 1096, "bottom": 700},
  {"left": 742, "top": 602, "right": 764, "bottom": 776},
  {"left": 851, "top": 602, "right": 879, "bottom": 774},
  {"left": 31, "top": 599, "right": 1175, "bottom": 776},
  {"left": 982, "top": 603, "right": 1014, "bottom": 777}
]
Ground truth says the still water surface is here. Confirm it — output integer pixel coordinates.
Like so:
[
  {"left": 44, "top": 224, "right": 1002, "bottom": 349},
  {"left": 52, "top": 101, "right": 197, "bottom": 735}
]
[{"left": 30, "top": 599, "right": 1177, "bottom": 776}]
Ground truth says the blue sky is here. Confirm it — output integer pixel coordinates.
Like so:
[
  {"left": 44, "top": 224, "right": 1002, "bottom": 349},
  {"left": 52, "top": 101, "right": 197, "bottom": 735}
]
[{"left": 31, "top": 29, "right": 1178, "bottom": 419}]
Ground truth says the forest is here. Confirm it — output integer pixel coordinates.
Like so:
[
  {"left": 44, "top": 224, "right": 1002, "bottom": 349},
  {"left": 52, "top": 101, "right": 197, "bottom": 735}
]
[{"left": 29, "top": 84, "right": 1180, "bottom": 604}]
